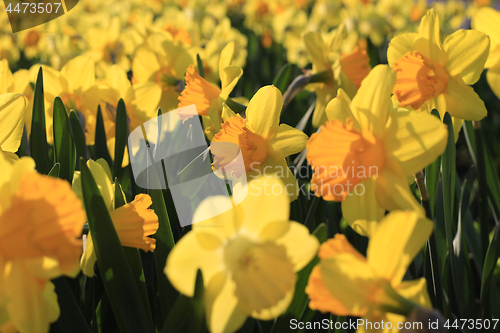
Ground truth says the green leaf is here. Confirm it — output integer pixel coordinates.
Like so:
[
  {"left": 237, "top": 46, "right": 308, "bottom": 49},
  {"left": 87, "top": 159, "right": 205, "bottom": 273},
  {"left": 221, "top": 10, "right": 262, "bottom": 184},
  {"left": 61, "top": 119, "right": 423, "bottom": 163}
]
[
  {"left": 161, "top": 270, "right": 205, "bottom": 333},
  {"left": 95, "top": 105, "right": 113, "bottom": 168},
  {"left": 481, "top": 216, "right": 500, "bottom": 317},
  {"left": 52, "top": 277, "right": 91, "bottom": 333},
  {"left": 196, "top": 54, "right": 204, "bottom": 78},
  {"left": 425, "top": 109, "right": 442, "bottom": 214},
  {"left": 80, "top": 159, "right": 154, "bottom": 333},
  {"left": 30, "top": 67, "right": 50, "bottom": 174},
  {"left": 271, "top": 223, "right": 327, "bottom": 333},
  {"left": 441, "top": 112, "right": 460, "bottom": 316},
  {"left": 272, "top": 63, "right": 293, "bottom": 93},
  {"left": 48, "top": 163, "right": 60, "bottom": 178},
  {"left": 69, "top": 110, "right": 88, "bottom": 164},
  {"left": 52, "top": 97, "right": 76, "bottom": 182},
  {"left": 113, "top": 99, "right": 128, "bottom": 180}
]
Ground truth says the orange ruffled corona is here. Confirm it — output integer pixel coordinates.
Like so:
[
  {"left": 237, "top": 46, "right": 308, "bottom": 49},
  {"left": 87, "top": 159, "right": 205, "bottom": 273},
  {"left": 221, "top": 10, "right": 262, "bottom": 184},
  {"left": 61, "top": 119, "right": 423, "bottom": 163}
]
[
  {"left": 211, "top": 116, "right": 268, "bottom": 175},
  {"left": 340, "top": 41, "right": 371, "bottom": 89},
  {"left": 0, "top": 172, "right": 85, "bottom": 272},
  {"left": 392, "top": 51, "right": 449, "bottom": 110},
  {"left": 109, "top": 194, "right": 159, "bottom": 252},
  {"left": 163, "top": 24, "right": 192, "bottom": 46},
  {"left": 306, "top": 234, "right": 367, "bottom": 316},
  {"left": 307, "top": 118, "right": 385, "bottom": 201},
  {"left": 178, "top": 64, "right": 221, "bottom": 117}
]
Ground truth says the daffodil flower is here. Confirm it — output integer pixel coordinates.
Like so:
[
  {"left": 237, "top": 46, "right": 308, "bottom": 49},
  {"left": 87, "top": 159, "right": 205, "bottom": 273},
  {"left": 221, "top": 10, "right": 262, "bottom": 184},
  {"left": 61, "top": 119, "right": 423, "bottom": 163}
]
[
  {"left": 306, "top": 65, "right": 447, "bottom": 236},
  {"left": 86, "top": 65, "right": 162, "bottom": 166},
  {"left": 0, "top": 93, "right": 27, "bottom": 162},
  {"left": 165, "top": 176, "right": 319, "bottom": 333},
  {"left": 472, "top": 7, "right": 500, "bottom": 100},
  {"left": 303, "top": 24, "right": 371, "bottom": 127},
  {"left": 72, "top": 159, "right": 159, "bottom": 277},
  {"left": 211, "top": 85, "right": 308, "bottom": 201},
  {"left": 0, "top": 153, "right": 86, "bottom": 333},
  {"left": 29, "top": 55, "right": 102, "bottom": 144},
  {"left": 132, "top": 30, "right": 194, "bottom": 113},
  {"left": 178, "top": 42, "right": 243, "bottom": 139},
  {"left": 388, "top": 8, "right": 489, "bottom": 137},
  {"left": 306, "top": 210, "right": 433, "bottom": 332}
]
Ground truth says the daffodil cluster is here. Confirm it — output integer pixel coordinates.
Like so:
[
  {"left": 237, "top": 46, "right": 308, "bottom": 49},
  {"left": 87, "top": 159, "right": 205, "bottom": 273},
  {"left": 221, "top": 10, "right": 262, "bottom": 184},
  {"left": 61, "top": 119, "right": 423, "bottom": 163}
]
[{"left": 1, "top": 1, "right": 500, "bottom": 333}]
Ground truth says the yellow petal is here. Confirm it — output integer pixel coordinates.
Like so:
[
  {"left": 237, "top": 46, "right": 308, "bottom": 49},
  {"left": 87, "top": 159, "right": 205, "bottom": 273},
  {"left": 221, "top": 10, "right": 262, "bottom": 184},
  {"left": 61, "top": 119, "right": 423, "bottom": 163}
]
[
  {"left": 87, "top": 159, "right": 114, "bottom": 211},
  {"left": 443, "top": 30, "right": 489, "bottom": 85},
  {"left": 375, "top": 159, "right": 424, "bottom": 213},
  {"left": 384, "top": 110, "right": 448, "bottom": 176},
  {"left": 442, "top": 76, "right": 488, "bottom": 121},
  {"left": 252, "top": 157, "right": 300, "bottom": 202},
  {"left": 416, "top": 9, "right": 445, "bottom": 64},
  {"left": 219, "top": 41, "right": 235, "bottom": 73},
  {"left": 245, "top": 86, "right": 283, "bottom": 140},
  {"left": 132, "top": 46, "right": 161, "bottom": 83},
  {"left": 350, "top": 65, "right": 395, "bottom": 137},
  {"left": 275, "top": 222, "right": 319, "bottom": 271},
  {"left": 105, "top": 65, "right": 131, "bottom": 97},
  {"left": 487, "top": 61, "right": 500, "bottom": 100},
  {"left": 238, "top": 176, "right": 290, "bottom": 237},
  {"left": 205, "top": 274, "right": 248, "bottom": 333},
  {"left": 192, "top": 195, "right": 241, "bottom": 240},
  {"left": 472, "top": 7, "right": 500, "bottom": 52},
  {"left": 312, "top": 86, "right": 336, "bottom": 128},
  {"left": 324, "top": 88, "right": 359, "bottom": 128},
  {"left": 4, "top": 261, "right": 58, "bottom": 333},
  {"left": 395, "top": 278, "right": 432, "bottom": 309},
  {"left": 387, "top": 33, "right": 418, "bottom": 67},
  {"left": 60, "top": 56, "right": 95, "bottom": 93},
  {"left": 0, "top": 93, "right": 26, "bottom": 153},
  {"left": 268, "top": 124, "right": 308, "bottom": 160},
  {"left": 81, "top": 233, "right": 97, "bottom": 277},
  {"left": 219, "top": 65, "right": 243, "bottom": 100},
  {"left": 164, "top": 232, "right": 225, "bottom": 297},
  {"left": 367, "top": 211, "right": 433, "bottom": 284},
  {"left": 0, "top": 59, "right": 14, "bottom": 94},
  {"left": 342, "top": 178, "right": 385, "bottom": 237},
  {"left": 320, "top": 253, "right": 378, "bottom": 316},
  {"left": 303, "top": 31, "right": 329, "bottom": 72}
]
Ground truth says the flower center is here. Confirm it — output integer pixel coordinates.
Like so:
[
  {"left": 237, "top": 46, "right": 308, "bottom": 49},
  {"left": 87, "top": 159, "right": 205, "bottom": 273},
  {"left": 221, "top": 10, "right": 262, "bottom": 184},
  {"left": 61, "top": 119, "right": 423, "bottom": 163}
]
[
  {"left": 211, "top": 117, "right": 268, "bottom": 176},
  {"left": 60, "top": 93, "right": 83, "bottom": 112},
  {"left": 392, "top": 51, "right": 449, "bottom": 110},
  {"left": 178, "top": 64, "right": 221, "bottom": 118},
  {"left": 306, "top": 118, "right": 385, "bottom": 201},
  {"left": 223, "top": 236, "right": 295, "bottom": 313},
  {"left": 155, "top": 67, "right": 182, "bottom": 92},
  {"left": 340, "top": 41, "right": 371, "bottom": 89},
  {"left": 0, "top": 172, "right": 85, "bottom": 271}
]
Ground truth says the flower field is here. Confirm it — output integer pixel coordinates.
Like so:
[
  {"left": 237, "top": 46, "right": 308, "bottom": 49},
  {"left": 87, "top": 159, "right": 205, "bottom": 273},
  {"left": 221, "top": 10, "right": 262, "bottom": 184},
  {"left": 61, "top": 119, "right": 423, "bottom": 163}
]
[{"left": 1, "top": 0, "right": 500, "bottom": 332}]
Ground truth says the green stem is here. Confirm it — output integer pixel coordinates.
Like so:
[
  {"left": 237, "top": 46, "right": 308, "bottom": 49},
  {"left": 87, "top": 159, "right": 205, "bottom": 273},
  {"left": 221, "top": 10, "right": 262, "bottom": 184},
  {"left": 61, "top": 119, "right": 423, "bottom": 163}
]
[
  {"left": 379, "top": 284, "right": 420, "bottom": 317},
  {"left": 414, "top": 170, "right": 445, "bottom": 315},
  {"left": 473, "top": 121, "right": 490, "bottom": 258},
  {"left": 225, "top": 97, "right": 247, "bottom": 114}
]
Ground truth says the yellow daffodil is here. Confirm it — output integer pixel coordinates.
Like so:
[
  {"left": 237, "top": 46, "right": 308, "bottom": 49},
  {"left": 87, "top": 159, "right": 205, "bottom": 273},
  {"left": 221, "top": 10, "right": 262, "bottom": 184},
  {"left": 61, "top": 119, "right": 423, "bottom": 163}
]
[
  {"left": 87, "top": 65, "right": 162, "bottom": 166},
  {"left": 306, "top": 210, "right": 433, "bottom": 332},
  {"left": 178, "top": 42, "right": 243, "bottom": 139},
  {"left": 165, "top": 176, "right": 319, "bottom": 333},
  {"left": 29, "top": 55, "right": 102, "bottom": 144},
  {"left": 472, "top": 7, "right": 500, "bottom": 100},
  {"left": 132, "top": 30, "right": 194, "bottom": 113},
  {"left": 72, "top": 159, "right": 159, "bottom": 277},
  {"left": 388, "top": 8, "right": 489, "bottom": 137},
  {"left": 0, "top": 153, "right": 86, "bottom": 333},
  {"left": 1, "top": 60, "right": 34, "bottom": 134},
  {"left": 303, "top": 24, "right": 371, "bottom": 127},
  {"left": 83, "top": 16, "right": 130, "bottom": 78},
  {"left": 0, "top": 93, "right": 27, "bottom": 162},
  {"left": 211, "top": 85, "right": 308, "bottom": 201},
  {"left": 306, "top": 65, "right": 447, "bottom": 236}
]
